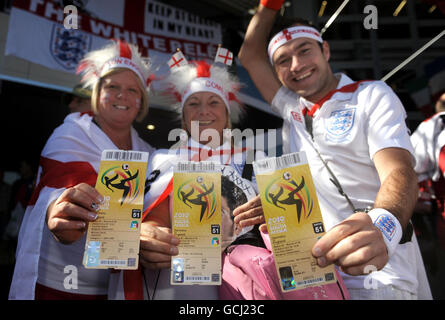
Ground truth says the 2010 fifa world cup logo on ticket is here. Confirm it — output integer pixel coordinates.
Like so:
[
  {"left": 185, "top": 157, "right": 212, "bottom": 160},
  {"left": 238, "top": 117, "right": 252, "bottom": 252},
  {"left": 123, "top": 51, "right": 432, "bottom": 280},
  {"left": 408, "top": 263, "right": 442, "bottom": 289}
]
[
  {"left": 83, "top": 150, "right": 148, "bottom": 270},
  {"left": 253, "top": 151, "right": 337, "bottom": 292},
  {"left": 171, "top": 161, "right": 222, "bottom": 286}
]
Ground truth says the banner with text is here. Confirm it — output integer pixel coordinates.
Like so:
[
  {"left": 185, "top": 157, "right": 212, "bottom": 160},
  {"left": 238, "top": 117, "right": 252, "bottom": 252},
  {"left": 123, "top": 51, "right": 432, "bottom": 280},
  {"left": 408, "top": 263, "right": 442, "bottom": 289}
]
[{"left": 5, "top": 0, "right": 222, "bottom": 74}]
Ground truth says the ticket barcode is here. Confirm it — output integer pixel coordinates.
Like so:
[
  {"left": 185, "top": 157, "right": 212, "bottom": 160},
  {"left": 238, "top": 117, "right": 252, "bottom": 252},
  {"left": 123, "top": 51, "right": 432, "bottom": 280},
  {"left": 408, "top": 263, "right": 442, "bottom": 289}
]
[
  {"left": 295, "top": 277, "right": 324, "bottom": 287},
  {"left": 185, "top": 276, "right": 210, "bottom": 282},
  {"left": 99, "top": 259, "right": 127, "bottom": 266},
  {"left": 102, "top": 150, "right": 148, "bottom": 162},
  {"left": 253, "top": 152, "right": 306, "bottom": 174},
  {"left": 127, "top": 258, "right": 136, "bottom": 267},
  {"left": 175, "top": 161, "right": 220, "bottom": 173}
]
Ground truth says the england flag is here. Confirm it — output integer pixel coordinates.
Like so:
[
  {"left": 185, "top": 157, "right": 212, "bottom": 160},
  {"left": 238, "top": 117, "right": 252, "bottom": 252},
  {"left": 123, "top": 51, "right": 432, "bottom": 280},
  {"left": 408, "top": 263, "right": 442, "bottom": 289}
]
[
  {"left": 214, "top": 47, "right": 233, "bottom": 66},
  {"left": 168, "top": 50, "right": 188, "bottom": 70}
]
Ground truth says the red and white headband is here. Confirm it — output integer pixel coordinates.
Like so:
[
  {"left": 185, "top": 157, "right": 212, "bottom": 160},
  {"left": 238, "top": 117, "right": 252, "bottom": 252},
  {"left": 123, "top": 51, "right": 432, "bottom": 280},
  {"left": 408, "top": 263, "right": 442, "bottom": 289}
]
[
  {"left": 181, "top": 77, "right": 230, "bottom": 112},
  {"left": 77, "top": 40, "right": 153, "bottom": 90},
  {"left": 100, "top": 56, "right": 147, "bottom": 86},
  {"left": 268, "top": 26, "right": 323, "bottom": 64}
]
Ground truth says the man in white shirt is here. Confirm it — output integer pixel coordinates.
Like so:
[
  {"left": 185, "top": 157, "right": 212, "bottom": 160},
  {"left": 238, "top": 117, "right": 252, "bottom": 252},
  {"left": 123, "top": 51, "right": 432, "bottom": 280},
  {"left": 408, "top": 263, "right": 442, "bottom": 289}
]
[{"left": 233, "top": 0, "right": 429, "bottom": 299}]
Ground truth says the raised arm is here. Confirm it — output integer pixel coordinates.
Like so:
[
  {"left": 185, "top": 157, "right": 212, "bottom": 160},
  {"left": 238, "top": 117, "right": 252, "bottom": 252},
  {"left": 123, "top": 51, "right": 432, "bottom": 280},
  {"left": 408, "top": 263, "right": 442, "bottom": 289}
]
[{"left": 238, "top": 1, "right": 282, "bottom": 104}]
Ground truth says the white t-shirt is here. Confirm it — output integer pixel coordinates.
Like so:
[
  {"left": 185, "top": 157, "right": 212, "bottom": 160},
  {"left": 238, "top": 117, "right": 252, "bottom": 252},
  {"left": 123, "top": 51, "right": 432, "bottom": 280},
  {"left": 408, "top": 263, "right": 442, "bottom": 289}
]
[{"left": 271, "top": 73, "right": 419, "bottom": 293}]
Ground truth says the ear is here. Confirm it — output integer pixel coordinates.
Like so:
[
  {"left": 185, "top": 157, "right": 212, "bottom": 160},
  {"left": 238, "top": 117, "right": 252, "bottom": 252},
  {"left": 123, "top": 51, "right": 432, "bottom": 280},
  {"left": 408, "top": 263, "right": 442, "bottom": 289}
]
[{"left": 321, "top": 41, "right": 331, "bottom": 62}]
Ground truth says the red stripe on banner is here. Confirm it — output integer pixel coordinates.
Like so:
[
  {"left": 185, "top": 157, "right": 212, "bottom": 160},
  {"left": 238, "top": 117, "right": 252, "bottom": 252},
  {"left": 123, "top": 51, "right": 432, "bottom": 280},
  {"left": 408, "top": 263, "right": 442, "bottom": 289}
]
[
  {"left": 123, "top": 0, "right": 146, "bottom": 33},
  {"left": 142, "top": 178, "right": 173, "bottom": 221},
  {"left": 123, "top": 267, "right": 144, "bottom": 300},
  {"left": 29, "top": 157, "right": 97, "bottom": 206},
  {"left": 305, "top": 81, "right": 371, "bottom": 117}
]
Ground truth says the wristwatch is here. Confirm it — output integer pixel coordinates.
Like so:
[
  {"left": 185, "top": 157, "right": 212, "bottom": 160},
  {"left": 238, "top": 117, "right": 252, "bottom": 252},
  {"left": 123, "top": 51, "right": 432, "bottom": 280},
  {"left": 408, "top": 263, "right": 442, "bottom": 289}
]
[{"left": 399, "top": 221, "right": 413, "bottom": 244}]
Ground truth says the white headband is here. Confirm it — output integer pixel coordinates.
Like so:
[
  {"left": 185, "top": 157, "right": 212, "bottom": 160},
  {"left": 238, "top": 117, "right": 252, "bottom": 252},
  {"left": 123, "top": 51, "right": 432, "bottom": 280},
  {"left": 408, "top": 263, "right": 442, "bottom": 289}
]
[
  {"left": 100, "top": 57, "right": 146, "bottom": 85},
  {"left": 268, "top": 26, "right": 323, "bottom": 64},
  {"left": 181, "top": 77, "right": 230, "bottom": 113}
]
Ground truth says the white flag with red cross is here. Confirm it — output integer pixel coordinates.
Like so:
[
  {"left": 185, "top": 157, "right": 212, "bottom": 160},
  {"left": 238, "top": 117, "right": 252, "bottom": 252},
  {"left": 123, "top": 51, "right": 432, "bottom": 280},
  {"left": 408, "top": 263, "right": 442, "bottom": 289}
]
[
  {"left": 168, "top": 50, "right": 188, "bottom": 70},
  {"left": 214, "top": 47, "right": 233, "bottom": 66}
]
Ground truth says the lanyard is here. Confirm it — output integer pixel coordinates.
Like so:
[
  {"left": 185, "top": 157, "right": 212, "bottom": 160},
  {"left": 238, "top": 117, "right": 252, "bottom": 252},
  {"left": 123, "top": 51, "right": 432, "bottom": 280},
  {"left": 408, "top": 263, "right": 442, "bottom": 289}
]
[{"left": 302, "top": 105, "right": 358, "bottom": 213}]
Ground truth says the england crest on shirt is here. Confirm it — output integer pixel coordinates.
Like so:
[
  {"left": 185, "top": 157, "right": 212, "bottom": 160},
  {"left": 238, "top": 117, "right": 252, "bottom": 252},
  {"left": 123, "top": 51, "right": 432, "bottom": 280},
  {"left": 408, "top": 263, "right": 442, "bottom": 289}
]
[
  {"left": 50, "top": 24, "right": 92, "bottom": 71},
  {"left": 325, "top": 108, "right": 356, "bottom": 141}
]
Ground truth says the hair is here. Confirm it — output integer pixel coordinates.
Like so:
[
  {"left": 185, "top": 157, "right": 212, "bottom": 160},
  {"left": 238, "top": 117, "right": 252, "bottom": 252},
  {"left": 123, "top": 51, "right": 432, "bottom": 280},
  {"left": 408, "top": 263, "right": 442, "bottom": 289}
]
[
  {"left": 221, "top": 175, "right": 248, "bottom": 217},
  {"left": 91, "top": 67, "right": 149, "bottom": 122}
]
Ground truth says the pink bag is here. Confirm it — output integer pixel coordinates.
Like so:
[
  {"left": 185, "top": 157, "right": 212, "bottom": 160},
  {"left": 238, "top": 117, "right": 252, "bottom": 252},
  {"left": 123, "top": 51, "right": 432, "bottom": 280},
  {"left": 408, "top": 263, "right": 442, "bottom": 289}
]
[{"left": 220, "top": 232, "right": 350, "bottom": 300}]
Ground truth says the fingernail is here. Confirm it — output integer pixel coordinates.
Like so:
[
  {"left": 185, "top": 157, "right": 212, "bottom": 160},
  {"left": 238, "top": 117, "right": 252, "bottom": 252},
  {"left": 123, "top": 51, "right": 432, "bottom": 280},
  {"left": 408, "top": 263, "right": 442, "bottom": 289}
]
[
  {"left": 313, "top": 247, "right": 322, "bottom": 257},
  {"left": 91, "top": 202, "right": 100, "bottom": 212},
  {"left": 97, "top": 196, "right": 104, "bottom": 204},
  {"left": 78, "top": 221, "right": 86, "bottom": 229},
  {"left": 170, "top": 246, "right": 178, "bottom": 255},
  {"left": 88, "top": 212, "right": 98, "bottom": 221},
  {"left": 171, "top": 237, "right": 180, "bottom": 245},
  {"left": 318, "top": 257, "right": 326, "bottom": 267}
]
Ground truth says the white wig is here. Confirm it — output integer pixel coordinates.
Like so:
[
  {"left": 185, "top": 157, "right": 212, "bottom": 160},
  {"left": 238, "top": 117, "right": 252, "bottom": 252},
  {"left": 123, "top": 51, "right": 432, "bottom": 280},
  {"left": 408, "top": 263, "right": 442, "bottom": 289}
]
[
  {"left": 77, "top": 40, "right": 153, "bottom": 92},
  {"left": 162, "top": 58, "right": 245, "bottom": 125}
]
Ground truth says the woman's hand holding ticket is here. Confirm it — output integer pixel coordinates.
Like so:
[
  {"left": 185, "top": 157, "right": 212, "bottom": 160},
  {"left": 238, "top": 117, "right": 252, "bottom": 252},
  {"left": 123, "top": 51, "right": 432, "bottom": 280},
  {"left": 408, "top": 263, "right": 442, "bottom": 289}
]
[{"left": 46, "top": 183, "right": 103, "bottom": 245}]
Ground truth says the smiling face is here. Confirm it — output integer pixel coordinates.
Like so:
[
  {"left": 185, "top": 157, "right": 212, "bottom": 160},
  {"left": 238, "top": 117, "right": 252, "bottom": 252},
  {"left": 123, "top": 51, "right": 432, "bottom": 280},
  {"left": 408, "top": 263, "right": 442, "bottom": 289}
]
[
  {"left": 273, "top": 37, "right": 338, "bottom": 103},
  {"left": 96, "top": 69, "right": 143, "bottom": 130},
  {"left": 182, "top": 91, "right": 229, "bottom": 146}
]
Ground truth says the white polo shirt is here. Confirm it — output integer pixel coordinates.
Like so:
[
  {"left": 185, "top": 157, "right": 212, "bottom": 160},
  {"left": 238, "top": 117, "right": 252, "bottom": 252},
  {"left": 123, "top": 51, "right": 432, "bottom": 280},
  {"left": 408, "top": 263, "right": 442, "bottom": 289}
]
[{"left": 271, "top": 73, "right": 419, "bottom": 293}]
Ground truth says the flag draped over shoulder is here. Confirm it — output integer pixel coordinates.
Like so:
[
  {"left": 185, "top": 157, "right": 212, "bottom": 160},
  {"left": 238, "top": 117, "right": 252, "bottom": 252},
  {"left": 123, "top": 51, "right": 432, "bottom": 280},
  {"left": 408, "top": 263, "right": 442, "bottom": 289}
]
[{"left": 9, "top": 112, "right": 153, "bottom": 300}]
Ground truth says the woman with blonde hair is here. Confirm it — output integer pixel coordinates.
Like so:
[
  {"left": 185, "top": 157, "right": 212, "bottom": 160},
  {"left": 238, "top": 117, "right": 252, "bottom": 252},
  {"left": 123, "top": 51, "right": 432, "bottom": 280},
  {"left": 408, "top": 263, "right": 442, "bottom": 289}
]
[{"left": 9, "top": 40, "right": 155, "bottom": 300}]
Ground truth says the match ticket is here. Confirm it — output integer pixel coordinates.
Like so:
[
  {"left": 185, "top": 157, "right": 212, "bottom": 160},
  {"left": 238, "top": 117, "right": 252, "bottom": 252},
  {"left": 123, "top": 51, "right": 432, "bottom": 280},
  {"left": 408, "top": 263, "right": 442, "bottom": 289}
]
[
  {"left": 171, "top": 161, "right": 222, "bottom": 286},
  {"left": 253, "top": 151, "right": 337, "bottom": 292},
  {"left": 83, "top": 149, "right": 148, "bottom": 270}
]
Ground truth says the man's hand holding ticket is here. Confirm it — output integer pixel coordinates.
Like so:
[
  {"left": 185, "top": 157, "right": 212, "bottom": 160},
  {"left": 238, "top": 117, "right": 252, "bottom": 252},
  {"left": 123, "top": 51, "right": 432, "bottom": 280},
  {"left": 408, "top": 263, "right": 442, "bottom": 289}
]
[{"left": 253, "top": 151, "right": 337, "bottom": 292}]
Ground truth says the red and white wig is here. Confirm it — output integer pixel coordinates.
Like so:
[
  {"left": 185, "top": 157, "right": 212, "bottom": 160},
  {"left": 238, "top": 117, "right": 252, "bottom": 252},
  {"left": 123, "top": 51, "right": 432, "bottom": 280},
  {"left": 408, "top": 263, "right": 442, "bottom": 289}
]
[{"left": 163, "top": 49, "right": 245, "bottom": 126}]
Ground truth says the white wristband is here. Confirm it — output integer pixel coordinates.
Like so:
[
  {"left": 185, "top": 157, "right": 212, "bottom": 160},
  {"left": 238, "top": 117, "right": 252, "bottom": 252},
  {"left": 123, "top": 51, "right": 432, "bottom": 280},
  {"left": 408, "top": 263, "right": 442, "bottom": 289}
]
[{"left": 367, "top": 208, "right": 402, "bottom": 257}]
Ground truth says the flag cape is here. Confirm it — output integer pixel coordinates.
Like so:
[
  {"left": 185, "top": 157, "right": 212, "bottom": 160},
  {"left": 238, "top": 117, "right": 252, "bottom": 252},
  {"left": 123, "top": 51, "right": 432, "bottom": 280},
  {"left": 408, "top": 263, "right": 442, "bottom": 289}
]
[{"left": 9, "top": 112, "right": 153, "bottom": 299}]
